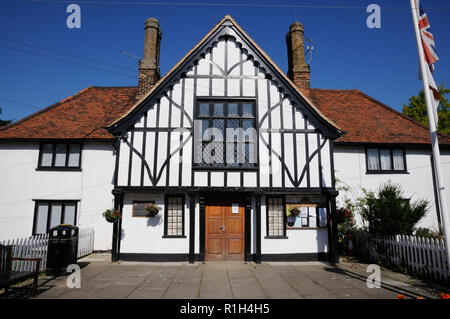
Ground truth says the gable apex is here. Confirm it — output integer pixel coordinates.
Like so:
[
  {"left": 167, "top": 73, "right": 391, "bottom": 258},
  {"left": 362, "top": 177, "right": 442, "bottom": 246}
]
[{"left": 108, "top": 15, "right": 342, "bottom": 138}]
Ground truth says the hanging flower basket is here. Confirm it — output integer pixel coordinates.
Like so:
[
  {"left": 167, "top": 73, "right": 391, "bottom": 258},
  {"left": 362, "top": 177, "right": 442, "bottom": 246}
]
[
  {"left": 145, "top": 203, "right": 162, "bottom": 217},
  {"left": 288, "top": 206, "right": 301, "bottom": 217},
  {"left": 103, "top": 209, "right": 121, "bottom": 223}
]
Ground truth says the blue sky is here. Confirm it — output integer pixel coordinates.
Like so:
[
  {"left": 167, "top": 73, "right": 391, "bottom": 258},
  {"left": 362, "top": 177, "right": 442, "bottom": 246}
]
[{"left": 1, "top": 0, "right": 449, "bottom": 122}]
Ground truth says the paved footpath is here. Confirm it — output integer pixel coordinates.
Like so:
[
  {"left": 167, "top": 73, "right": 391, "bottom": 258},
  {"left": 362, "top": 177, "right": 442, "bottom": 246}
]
[{"left": 1, "top": 254, "right": 449, "bottom": 299}]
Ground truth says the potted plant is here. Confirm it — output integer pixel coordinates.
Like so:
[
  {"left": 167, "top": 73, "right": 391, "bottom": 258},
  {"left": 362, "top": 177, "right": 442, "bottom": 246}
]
[
  {"left": 144, "top": 202, "right": 162, "bottom": 217},
  {"left": 287, "top": 205, "right": 301, "bottom": 217},
  {"left": 103, "top": 208, "right": 121, "bottom": 223}
]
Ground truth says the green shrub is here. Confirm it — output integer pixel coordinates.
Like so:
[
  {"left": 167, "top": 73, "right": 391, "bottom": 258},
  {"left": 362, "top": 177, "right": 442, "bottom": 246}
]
[{"left": 358, "top": 181, "right": 429, "bottom": 235}]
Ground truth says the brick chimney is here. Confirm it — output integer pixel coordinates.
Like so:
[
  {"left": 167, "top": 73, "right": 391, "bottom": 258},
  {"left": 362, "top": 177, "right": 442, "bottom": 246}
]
[
  {"left": 286, "top": 22, "right": 311, "bottom": 99},
  {"left": 136, "top": 17, "right": 162, "bottom": 99}
]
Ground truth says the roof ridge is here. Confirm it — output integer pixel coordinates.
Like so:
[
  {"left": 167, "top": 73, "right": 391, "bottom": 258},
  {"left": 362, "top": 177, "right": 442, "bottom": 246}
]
[
  {"left": 311, "top": 88, "right": 359, "bottom": 92},
  {"left": 0, "top": 86, "right": 94, "bottom": 132},
  {"left": 91, "top": 86, "right": 138, "bottom": 89},
  {"left": 353, "top": 89, "right": 450, "bottom": 140}
]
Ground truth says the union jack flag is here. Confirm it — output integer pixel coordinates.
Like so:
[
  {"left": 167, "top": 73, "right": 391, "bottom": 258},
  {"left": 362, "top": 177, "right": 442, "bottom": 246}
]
[
  {"left": 417, "top": 0, "right": 439, "bottom": 70},
  {"left": 415, "top": 0, "right": 440, "bottom": 122}
]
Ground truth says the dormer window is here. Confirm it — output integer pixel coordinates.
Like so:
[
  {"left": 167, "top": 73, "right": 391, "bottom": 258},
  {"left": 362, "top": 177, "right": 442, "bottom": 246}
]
[{"left": 38, "top": 142, "right": 82, "bottom": 170}]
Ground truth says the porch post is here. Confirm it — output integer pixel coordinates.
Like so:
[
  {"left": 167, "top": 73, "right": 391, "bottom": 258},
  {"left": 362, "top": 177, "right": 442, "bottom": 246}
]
[
  {"left": 326, "top": 190, "right": 339, "bottom": 264},
  {"left": 199, "top": 195, "right": 206, "bottom": 261},
  {"left": 255, "top": 193, "right": 262, "bottom": 264},
  {"left": 111, "top": 188, "right": 124, "bottom": 262},
  {"left": 188, "top": 192, "right": 196, "bottom": 264},
  {"left": 244, "top": 194, "right": 252, "bottom": 262}
]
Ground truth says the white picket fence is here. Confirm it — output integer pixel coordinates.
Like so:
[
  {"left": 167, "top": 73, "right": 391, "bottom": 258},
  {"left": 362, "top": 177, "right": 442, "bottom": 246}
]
[
  {"left": 353, "top": 231, "right": 449, "bottom": 282},
  {"left": 0, "top": 227, "right": 95, "bottom": 272},
  {"left": 1, "top": 234, "right": 49, "bottom": 272},
  {"left": 77, "top": 228, "right": 95, "bottom": 259}
]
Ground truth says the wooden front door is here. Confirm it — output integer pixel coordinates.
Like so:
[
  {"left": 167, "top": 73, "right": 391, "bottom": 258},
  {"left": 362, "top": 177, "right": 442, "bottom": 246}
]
[{"left": 205, "top": 199, "right": 245, "bottom": 261}]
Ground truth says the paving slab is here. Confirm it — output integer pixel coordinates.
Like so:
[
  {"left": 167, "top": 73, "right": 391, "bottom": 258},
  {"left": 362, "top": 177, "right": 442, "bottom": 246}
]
[
  {"left": 163, "top": 267, "right": 202, "bottom": 299},
  {"left": 227, "top": 269, "right": 268, "bottom": 299},
  {"left": 251, "top": 268, "right": 302, "bottom": 299},
  {"left": 198, "top": 269, "right": 234, "bottom": 299}
]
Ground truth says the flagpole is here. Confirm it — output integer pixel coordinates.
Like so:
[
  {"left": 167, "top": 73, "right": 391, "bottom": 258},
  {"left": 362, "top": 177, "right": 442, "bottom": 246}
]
[{"left": 410, "top": 0, "right": 450, "bottom": 275}]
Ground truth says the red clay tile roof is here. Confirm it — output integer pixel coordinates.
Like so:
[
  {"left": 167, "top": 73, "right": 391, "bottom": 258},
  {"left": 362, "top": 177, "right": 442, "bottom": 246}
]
[
  {"left": 1, "top": 85, "right": 449, "bottom": 146},
  {"left": 0, "top": 86, "right": 137, "bottom": 140},
  {"left": 310, "top": 88, "right": 450, "bottom": 145}
]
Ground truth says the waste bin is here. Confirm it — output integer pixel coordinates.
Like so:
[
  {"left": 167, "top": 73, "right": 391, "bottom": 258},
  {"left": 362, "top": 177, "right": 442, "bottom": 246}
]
[{"left": 46, "top": 224, "right": 79, "bottom": 276}]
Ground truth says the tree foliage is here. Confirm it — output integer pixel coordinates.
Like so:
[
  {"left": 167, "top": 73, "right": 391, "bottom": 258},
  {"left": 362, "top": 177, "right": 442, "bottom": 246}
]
[
  {"left": 358, "top": 181, "right": 429, "bottom": 236},
  {"left": 0, "top": 108, "right": 12, "bottom": 127},
  {"left": 402, "top": 84, "right": 450, "bottom": 135}
]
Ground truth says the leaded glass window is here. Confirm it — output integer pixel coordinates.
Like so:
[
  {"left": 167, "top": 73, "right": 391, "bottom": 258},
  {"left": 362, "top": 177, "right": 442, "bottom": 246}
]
[
  {"left": 165, "top": 196, "right": 184, "bottom": 237},
  {"left": 267, "top": 197, "right": 285, "bottom": 237},
  {"left": 194, "top": 100, "right": 257, "bottom": 168}
]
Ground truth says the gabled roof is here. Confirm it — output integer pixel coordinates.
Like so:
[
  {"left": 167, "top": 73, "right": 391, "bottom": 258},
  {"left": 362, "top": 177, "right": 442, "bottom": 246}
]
[
  {"left": 108, "top": 15, "right": 342, "bottom": 138},
  {"left": 310, "top": 88, "right": 450, "bottom": 145},
  {"left": 0, "top": 87, "right": 137, "bottom": 140},
  {"left": 1, "top": 86, "right": 449, "bottom": 146}
]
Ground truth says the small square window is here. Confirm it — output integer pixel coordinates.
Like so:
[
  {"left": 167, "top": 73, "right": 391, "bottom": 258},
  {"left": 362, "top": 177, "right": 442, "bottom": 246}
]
[
  {"left": 366, "top": 148, "right": 406, "bottom": 173},
  {"left": 38, "top": 142, "right": 82, "bottom": 170},
  {"left": 33, "top": 201, "right": 78, "bottom": 234}
]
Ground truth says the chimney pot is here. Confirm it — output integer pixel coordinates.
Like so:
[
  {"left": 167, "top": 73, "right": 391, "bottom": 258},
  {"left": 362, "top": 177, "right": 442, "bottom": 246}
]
[{"left": 137, "top": 17, "right": 161, "bottom": 99}]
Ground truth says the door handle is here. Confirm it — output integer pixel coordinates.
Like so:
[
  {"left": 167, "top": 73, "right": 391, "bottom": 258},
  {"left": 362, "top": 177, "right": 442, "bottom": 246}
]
[{"left": 220, "top": 225, "right": 226, "bottom": 231}]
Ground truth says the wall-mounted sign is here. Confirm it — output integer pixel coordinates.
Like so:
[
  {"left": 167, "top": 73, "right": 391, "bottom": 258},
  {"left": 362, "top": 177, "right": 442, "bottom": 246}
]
[{"left": 232, "top": 203, "right": 239, "bottom": 214}]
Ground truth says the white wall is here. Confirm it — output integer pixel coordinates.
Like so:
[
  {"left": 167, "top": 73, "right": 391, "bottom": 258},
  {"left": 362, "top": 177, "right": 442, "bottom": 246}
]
[
  {"left": 261, "top": 195, "right": 329, "bottom": 254},
  {"left": 119, "top": 193, "right": 191, "bottom": 254},
  {"left": 334, "top": 145, "right": 450, "bottom": 230},
  {"left": 0, "top": 141, "right": 115, "bottom": 250}
]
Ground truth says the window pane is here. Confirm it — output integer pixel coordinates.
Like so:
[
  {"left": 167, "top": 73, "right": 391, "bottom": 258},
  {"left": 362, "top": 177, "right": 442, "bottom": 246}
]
[
  {"left": 242, "top": 120, "right": 255, "bottom": 142},
  {"left": 212, "top": 119, "right": 225, "bottom": 141},
  {"left": 64, "top": 203, "right": 76, "bottom": 225},
  {"left": 68, "top": 144, "right": 81, "bottom": 167},
  {"left": 227, "top": 103, "right": 238, "bottom": 116},
  {"left": 213, "top": 103, "right": 224, "bottom": 116},
  {"left": 50, "top": 203, "right": 62, "bottom": 228},
  {"left": 242, "top": 103, "right": 253, "bottom": 116},
  {"left": 393, "top": 150, "right": 405, "bottom": 170},
  {"left": 35, "top": 203, "right": 49, "bottom": 234},
  {"left": 367, "top": 149, "right": 380, "bottom": 171},
  {"left": 380, "top": 149, "right": 392, "bottom": 170},
  {"left": 41, "top": 144, "right": 53, "bottom": 167},
  {"left": 54, "top": 144, "right": 67, "bottom": 167},
  {"left": 198, "top": 103, "right": 209, "bottom": 116},
  {"left": 201, "top": 120, "right": 210, "bottom": 141},
  {"left": 318, "top": 208, "right": 327, "bottom": 227}
]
